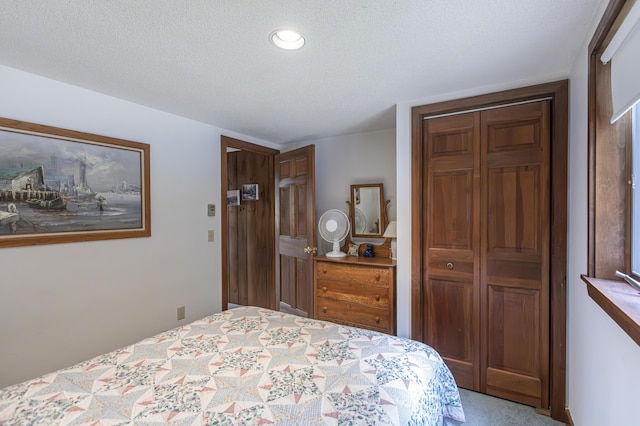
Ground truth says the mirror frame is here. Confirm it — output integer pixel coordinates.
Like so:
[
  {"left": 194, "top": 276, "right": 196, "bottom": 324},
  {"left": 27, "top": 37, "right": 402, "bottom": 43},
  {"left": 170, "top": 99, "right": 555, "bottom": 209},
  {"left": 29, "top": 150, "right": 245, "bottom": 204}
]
[{"left": 349, "top": 183, "right": 385, "bottom": 238}]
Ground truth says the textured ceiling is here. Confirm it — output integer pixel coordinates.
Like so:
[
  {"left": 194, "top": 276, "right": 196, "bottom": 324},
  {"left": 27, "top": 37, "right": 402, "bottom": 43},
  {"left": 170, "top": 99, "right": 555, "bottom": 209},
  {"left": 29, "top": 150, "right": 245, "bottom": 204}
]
[{"left": 0, "top": 0, "right": 602, "bottom": 144}]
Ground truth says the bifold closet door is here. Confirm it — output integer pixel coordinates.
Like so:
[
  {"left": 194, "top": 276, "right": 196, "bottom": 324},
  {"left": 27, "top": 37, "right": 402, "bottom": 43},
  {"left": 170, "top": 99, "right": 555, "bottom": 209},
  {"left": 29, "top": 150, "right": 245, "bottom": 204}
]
[
  {"left": 480, "top": 101, "right": 550, "bottom": 408},
  {"left": 422, "top": 112, "right": 481, "bottom": 390},
  {"left": 422, "top": 100, "right": 550, "bottom": 409}
]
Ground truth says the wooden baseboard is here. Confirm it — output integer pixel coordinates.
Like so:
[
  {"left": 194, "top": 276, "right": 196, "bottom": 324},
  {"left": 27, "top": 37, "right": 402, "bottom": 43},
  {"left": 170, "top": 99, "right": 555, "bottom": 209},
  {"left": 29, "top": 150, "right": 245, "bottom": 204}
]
[
  {"left": 565, "top": 407, "right": 574, "bottom": 426},
  {"left": 535, "top": 407, "right": 551, "bottom": 417}
]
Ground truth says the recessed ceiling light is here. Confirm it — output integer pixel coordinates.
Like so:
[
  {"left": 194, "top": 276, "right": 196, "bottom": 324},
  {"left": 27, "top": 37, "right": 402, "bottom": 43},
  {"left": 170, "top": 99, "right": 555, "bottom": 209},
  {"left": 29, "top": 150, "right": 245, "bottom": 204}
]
[{"left": 270, "top": 29, "right": 305, "bottom": 50}]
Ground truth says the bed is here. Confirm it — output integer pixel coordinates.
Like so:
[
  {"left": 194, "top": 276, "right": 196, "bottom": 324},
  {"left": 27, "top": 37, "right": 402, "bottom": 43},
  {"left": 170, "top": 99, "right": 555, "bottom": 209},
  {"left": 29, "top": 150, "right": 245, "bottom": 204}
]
[{"left": 0, "top": 306, "right": 465, "bottom": 425}]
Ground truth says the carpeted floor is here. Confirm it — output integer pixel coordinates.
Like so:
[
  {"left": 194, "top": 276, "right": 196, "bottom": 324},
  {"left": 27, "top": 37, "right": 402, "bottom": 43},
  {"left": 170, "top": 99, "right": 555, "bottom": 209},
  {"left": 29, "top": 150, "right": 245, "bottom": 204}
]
[{"left": 458, "top": 388, "right": 566, "bottom": 425}]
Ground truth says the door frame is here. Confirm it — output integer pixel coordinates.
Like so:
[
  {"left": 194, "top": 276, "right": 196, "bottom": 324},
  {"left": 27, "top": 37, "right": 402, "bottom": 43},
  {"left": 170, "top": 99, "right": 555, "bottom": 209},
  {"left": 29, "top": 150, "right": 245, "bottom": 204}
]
[
  {"left": 220, "top": 136, "right": 279, "bottom": 310},
  {"left": 410, "top": 80, "right": 568, "bottom": 422}
]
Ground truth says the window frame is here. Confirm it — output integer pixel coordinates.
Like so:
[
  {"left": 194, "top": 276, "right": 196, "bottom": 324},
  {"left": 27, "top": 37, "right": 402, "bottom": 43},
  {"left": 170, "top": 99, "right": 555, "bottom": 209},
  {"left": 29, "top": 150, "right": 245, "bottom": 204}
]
[
  {"left": 585, "top": 0, "right": 640, "bottom": 347},
  {"left": 631, "top": 106, "right": 640, "bottom": 278}
]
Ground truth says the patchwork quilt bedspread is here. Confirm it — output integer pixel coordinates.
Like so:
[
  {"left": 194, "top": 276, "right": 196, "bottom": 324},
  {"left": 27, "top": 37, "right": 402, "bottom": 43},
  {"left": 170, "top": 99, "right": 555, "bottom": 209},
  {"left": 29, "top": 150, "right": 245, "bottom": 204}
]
[{"left": 0, "top": 306, "right": 465, "bottom": 425}]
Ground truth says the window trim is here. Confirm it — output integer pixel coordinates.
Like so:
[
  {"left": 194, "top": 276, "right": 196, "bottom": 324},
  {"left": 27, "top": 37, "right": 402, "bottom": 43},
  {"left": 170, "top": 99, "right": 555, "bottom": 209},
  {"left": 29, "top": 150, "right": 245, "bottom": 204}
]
[
  {"left": 581, "top": 275, "right": 640, "bottom": 346},
  {"left": 587, "top": 0, "right": 640, "bottom": 346},
  {"left": 631, "top": 106, "right": 640, "bottom": 279}
]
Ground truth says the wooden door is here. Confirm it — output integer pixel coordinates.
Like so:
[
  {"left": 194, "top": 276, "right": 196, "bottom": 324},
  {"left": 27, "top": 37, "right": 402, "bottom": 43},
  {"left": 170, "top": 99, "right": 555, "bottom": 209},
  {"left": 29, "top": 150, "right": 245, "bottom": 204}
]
[
  {"left": 412, "top": 81, "right": 567, "bottom": 421},
  {"left": 422, "top": 112, "right": 481, "bottom": 390},
  {"left": 220, "top": 136, "right": 279, "bottom": 312},
  {"left": 227, "top": 150, "right": 275, "bottom": 309},
  {"left": 480, "top": 101, "right": 550, "bottom": 408},
  {"left": 275, "top": 145, "right": 316, "bottom": 317},
  {"left": 421, "top": 101, "right": 550, "bottom": 409}
]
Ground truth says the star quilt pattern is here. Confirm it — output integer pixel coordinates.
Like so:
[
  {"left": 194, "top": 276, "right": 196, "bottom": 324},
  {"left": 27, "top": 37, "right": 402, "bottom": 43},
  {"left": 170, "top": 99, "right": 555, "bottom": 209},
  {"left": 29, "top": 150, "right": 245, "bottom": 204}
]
[{"left": 0, "top": 306, "right": 465, "bottom": 425}]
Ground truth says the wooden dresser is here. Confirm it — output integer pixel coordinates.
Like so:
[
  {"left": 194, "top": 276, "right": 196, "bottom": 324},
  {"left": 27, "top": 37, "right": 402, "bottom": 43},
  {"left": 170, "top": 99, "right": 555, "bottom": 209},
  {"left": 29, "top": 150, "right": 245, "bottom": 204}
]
[{"left": 313, "top": 256, "right": 396, "bottom": 335}]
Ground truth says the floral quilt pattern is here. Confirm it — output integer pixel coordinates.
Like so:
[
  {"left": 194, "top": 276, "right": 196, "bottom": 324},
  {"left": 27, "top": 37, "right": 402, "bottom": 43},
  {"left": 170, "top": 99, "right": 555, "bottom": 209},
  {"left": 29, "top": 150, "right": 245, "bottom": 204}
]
[{"left": 0, "top": 306, "right": 465, "bottom": 425}]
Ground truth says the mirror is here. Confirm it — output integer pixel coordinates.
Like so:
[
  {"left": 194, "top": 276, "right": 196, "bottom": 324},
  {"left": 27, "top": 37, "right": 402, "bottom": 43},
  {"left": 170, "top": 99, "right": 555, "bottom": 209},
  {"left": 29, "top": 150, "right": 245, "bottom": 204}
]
[{"left": 350, "top": 183, "right": 385, "bottom": 238}]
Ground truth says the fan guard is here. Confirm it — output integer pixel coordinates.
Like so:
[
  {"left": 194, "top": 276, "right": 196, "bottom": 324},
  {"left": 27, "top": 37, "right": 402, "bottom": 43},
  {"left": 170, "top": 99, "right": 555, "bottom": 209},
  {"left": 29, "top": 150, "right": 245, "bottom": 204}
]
[{"left": 318, "top": 209, "right": 350, "bottom": 258}]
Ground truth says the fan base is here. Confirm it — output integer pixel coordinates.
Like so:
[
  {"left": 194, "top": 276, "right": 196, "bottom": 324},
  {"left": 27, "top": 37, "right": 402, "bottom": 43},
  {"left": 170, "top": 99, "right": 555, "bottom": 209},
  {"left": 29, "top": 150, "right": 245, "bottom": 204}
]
[{"left": 326, "top": 251, "right": 347, "bottom": 258}]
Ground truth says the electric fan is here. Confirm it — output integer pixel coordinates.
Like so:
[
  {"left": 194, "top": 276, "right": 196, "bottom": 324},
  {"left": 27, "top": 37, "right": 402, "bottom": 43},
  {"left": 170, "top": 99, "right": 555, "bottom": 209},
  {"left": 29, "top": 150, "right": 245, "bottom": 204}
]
[{"left": 318, "top": 209, "right": 350, "bottom": 258}]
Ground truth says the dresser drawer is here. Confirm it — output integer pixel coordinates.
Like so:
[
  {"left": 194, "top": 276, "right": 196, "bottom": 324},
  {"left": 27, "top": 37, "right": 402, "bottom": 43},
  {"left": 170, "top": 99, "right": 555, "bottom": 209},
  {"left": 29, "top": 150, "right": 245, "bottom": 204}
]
[
  {"left": 313, "top": 257, "right": 396, "bottom": 335},
  {"left": 316, "top": 297, "right": 390, "bottom": 331},
  {"left": 316, "top": 279, "right": 390, "bottom": 308},
  {"left": 315, "top": 263, "right": 390, "bottom": 286}
]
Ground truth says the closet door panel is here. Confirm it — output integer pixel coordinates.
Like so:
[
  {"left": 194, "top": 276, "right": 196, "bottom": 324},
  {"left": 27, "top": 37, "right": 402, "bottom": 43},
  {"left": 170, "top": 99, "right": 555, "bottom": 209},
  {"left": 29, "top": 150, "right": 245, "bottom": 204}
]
[
  {"left": 487, "top": 166, "right": 540, "bottom": 253},
  {"left": 485, "top": 286, "right": 542, "bottom": 407},
  {"left": 486, "top": 115, "right": 543, "bottom": 152},
  {"left": 431, "top": 171, "right": 473, "bottom": 249},
  {"left": 481, "top": 101, "right": 550, "bottom": 408},
  {"left": 423, "top": 112, "right": 481, "bottom": 390},
  {"left": 428, "top": 278, "right": 475, "bottom": 388}
]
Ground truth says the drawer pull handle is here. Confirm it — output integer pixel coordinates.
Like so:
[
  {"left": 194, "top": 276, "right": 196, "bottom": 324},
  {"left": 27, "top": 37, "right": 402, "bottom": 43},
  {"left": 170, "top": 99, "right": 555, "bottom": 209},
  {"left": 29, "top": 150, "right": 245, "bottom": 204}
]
[
  {"left": 375, "top": 274, "right": 381, "bottom": 281},
  {"left": 322, "top": 269, "right": 327, "bottom": 274},
  {"left": 446, "top": 262, "right": 454, "bottom": 270},
  {"left": 375, "top": 316, "right": 380, "bottom": 324},
  {"left": 322, "top": 306, "right": 327, "bottom": 313},
  {"left": 375, "top": 295, "right": 380, "bottom": 301},
  {"left": 322, "top": 286, "right": 328, "bottom": 293}
]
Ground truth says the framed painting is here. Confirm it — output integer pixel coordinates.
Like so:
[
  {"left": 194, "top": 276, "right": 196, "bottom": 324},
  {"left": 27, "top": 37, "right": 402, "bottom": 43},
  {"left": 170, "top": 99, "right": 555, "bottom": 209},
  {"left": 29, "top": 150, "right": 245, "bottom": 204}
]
[
  {"left": 242, "top": 183, "right": 259, "bottom": 201},
  {"left": 0, "top": 117, "right": 151, "bottom": 247},
  {"left": 227, "top": 190, "right": 240, "bottom": 206}
]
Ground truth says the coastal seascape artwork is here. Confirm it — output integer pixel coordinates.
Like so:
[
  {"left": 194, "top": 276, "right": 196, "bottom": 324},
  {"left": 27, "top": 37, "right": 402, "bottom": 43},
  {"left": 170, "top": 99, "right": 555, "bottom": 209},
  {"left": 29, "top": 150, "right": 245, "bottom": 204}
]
[{"left": 0, "top": 118, "right": 150, "bottom": 247}]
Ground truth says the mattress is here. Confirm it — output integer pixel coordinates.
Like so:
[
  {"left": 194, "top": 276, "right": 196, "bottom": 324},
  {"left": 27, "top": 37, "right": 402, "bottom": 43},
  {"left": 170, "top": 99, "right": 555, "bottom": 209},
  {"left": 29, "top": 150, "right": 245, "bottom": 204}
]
[{"left": 0, "top": 306, "right": 465, "bottom": 425}]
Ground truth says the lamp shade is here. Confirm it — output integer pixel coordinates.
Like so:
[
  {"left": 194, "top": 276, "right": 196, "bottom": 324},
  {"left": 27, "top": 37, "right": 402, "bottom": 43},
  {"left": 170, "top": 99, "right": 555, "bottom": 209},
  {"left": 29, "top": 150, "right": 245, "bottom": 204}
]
[{"left": 383, "top": 221, "right": 397, "bottom": 238}]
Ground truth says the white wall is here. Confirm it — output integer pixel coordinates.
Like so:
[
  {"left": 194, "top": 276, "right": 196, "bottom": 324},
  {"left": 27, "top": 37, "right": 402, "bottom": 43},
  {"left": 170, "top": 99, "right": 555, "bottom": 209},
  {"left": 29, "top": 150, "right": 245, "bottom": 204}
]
[
  {"left": 285, "top": 129, "right": 396, "bottom": 254},
  {"left": 0, "top": 65, "right": 278, "bottom": 388},
  {"left": 566, "top": 2, "right": 640, "bottom": 424}
]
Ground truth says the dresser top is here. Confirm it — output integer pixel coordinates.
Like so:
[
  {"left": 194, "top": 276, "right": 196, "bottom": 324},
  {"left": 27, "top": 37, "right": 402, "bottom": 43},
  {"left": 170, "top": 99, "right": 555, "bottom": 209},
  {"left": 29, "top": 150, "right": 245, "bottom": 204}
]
[{"left": 313, "top": 255, "right": 396, "bottom": 267}]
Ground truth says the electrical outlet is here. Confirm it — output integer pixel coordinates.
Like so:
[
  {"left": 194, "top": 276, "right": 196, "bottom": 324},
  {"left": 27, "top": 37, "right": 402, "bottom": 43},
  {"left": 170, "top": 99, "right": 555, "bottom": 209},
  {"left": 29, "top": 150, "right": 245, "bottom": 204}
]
[
  {"left": 177, "top": 306, "right": 185, "bottom": 320},
  {"left": 208, "top": 230, "right": 214, "bottom": 242}
]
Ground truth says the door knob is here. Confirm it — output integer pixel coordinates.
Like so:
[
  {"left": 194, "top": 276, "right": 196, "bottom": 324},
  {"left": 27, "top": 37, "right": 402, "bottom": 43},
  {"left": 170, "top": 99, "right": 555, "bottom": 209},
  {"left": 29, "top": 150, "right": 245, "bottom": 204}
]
[{"left": 304, "top": 247, "right": 317, "bottom": 254}]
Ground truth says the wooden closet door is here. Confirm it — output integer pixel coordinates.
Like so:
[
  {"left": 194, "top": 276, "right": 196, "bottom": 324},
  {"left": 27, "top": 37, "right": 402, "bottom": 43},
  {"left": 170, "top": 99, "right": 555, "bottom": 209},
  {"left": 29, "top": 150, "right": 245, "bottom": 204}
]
[
  {"left": 423, "top": 112, "right": 481, "bottom": 390},
  {"left": 480, "top": 101, "right": 550, "bottom": 408}
]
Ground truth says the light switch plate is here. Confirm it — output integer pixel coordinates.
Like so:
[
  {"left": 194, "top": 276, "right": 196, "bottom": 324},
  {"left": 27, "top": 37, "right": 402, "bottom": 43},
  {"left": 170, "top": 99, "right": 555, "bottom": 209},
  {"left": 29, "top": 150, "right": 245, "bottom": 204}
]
[
  {"left": 208, "top": 230, "right": 214, "bottom": 242},
  {"left": 207, "top": 204, "right": 215, "bottom": 216}
]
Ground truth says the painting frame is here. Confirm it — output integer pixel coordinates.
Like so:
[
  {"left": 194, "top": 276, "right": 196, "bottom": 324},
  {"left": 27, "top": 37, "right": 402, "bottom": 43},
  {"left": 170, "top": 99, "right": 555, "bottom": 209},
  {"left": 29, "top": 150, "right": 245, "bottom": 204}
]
[
  {"left": 242, "top": 183, "right": 259, "bottom": 201},
  {"left": 227, "top": 190, "right": 240, "bottom": 206},
  {"left": 0, "top": 117, "right": 151, "bottom": 248}
]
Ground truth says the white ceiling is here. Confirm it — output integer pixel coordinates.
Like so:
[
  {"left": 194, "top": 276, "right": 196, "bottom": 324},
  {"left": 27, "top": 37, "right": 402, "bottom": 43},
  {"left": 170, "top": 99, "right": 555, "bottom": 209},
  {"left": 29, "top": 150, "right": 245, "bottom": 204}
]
[{"left": 0, "top": 0, "right": 602, "bottom": 144}]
